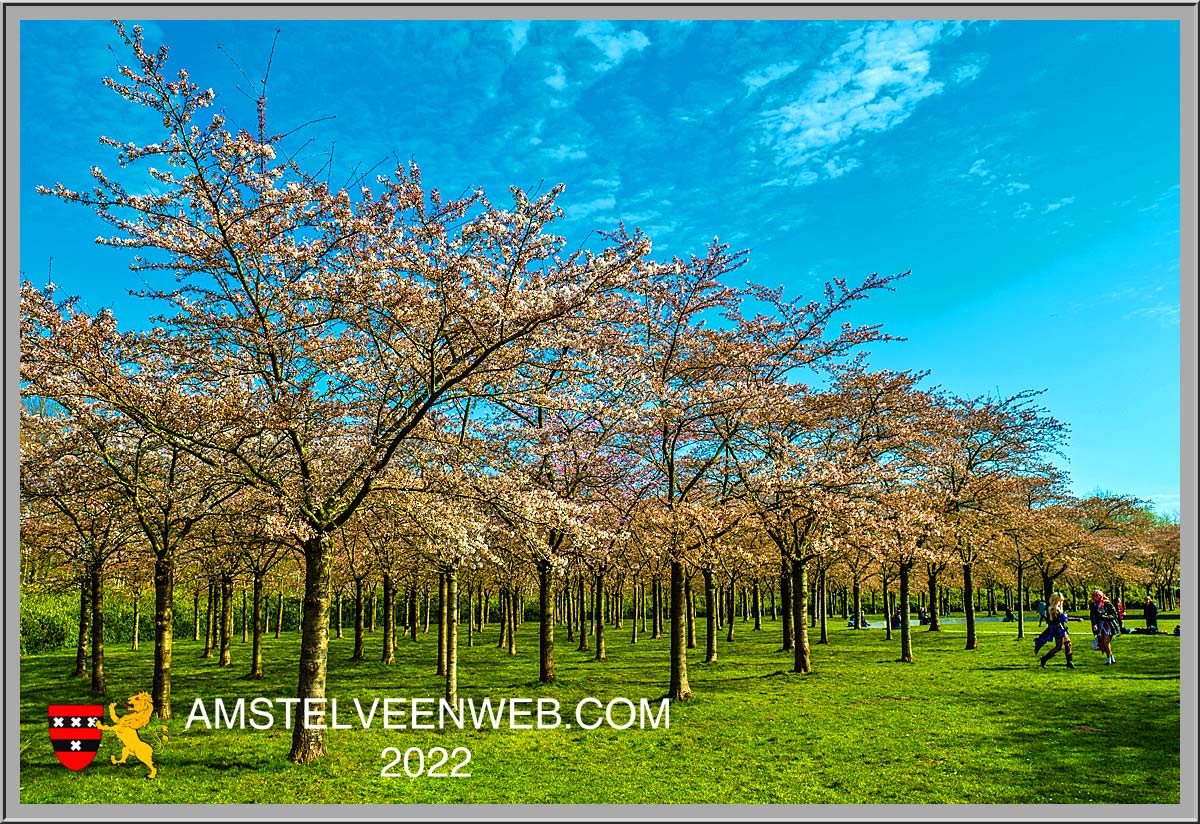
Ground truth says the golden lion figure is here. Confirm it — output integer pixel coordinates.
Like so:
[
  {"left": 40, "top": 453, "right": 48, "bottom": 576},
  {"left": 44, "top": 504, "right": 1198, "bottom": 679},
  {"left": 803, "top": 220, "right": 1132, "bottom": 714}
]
[{"left": 96, "top": 691, "right": 162, "bottom": 779}]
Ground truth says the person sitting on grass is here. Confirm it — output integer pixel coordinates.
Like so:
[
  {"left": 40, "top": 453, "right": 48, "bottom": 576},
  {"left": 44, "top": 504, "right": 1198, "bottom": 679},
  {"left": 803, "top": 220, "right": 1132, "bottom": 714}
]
[
  {"left": 1035, "top": 591, "right": 1081, "bottom": 669},
  {"left": 1143, "top": 595, "right": 1159, "bottom": 632}
]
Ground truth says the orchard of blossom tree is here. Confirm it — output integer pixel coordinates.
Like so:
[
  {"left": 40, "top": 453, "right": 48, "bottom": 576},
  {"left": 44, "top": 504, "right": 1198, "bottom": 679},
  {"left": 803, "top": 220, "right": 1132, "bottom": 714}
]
[{"left": 16, "top": 18, "right": 1185, "bottom": 809}]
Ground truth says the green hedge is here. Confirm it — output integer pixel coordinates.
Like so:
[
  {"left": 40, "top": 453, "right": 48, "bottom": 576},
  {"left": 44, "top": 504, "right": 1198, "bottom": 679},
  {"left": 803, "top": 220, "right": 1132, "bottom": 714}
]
[{"left": 19, "top": 592, "right": 78, "bottom": 655}]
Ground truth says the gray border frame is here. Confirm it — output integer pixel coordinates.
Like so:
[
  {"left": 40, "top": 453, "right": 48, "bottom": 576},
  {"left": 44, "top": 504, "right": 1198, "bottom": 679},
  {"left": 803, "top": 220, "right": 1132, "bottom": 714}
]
[{"left": 5, "top": 3, "right": 1196, "bottom": 822}]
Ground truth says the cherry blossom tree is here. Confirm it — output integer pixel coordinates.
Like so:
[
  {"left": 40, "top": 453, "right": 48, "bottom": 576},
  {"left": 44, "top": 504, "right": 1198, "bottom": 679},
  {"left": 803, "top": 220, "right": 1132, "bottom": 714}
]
[{"left": 27, "top": 22, "right": 650, "bottom": 762}]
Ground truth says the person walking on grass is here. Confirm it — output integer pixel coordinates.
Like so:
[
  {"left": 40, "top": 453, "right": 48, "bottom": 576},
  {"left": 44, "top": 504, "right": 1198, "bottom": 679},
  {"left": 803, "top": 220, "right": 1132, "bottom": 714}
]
[
  {"left": 1034, "top": 592, "right": 1080, "bottom": 669},
  {"left": 1034, "top": 598, "right": 1048, "bottom": 627},
  {"left": 1090, "top": 589, "right": 1120, "bottom": 665}
]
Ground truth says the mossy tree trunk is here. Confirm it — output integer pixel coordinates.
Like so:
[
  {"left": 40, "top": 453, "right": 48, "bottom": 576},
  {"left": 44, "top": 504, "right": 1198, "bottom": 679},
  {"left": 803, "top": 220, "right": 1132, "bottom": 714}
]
[
  {"left": 792, "top": 558, "right": 811, "bottom": 674},
  {"left": 537, "top": 559, "right": 555, "bottom": 682},
  {"left": 288, "top": 533, "right": 334, "bottom": 764},
  {"left": 667, "top": 560, "right": 691, "bottom": 700},
  {"left": 963, "top": 559, "right": 978, "bottom": 650},
  {"left": 899, "top": 561, "right": 915, "bottom": 663},
  {"left": 780, "top": 552, "right": 793, "bottom": 651}
]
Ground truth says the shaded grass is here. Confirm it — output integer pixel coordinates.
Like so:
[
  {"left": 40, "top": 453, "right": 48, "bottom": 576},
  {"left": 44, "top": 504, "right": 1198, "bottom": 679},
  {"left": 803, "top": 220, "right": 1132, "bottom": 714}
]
[{"left": 18, "top": 615, "right": 1181, "bottom": 804}]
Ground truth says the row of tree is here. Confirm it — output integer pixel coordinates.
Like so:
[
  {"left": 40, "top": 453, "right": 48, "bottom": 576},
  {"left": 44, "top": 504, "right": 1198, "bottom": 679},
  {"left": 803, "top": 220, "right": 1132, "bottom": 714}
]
[{"left": 19, "top": 23, "right": 1180, "bottom": 765}]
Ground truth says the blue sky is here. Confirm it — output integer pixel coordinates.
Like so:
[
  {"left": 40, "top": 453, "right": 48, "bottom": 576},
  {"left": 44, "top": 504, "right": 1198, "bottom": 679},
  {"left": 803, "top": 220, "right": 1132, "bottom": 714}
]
[{"left": 18, "top": 18, "right": 1182, "bottom": 516}]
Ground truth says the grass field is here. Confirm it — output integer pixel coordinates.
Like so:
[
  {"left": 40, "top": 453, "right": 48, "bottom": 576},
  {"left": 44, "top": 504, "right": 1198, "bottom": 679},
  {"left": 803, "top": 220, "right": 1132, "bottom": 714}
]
[{"left": 18, "top": 614, "right": 1182, "bottom": 805}]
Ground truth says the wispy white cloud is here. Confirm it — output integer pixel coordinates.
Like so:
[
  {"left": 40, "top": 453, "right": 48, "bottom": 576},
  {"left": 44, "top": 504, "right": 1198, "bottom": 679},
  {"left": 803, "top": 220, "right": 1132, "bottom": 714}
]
[
  {"left": 963, "top": 156, "right": 1031, "bottom": 197},
  {"left": 967, "top": 158, "right": 992, "bottom": 179},
  {"left": 570, "top": 196, "right": 616, "bottom": 218},
  {"left": 1043, "top": 196, "right": 1075, "bottom": 213},
  {"left": 952, "top": 60, "right": 986, "bottom": 84},
  {"left": 743, "top": 61, "right": 802, "bottom": 91},
  {"left": 507, "top": 20, "right": 531, "bottom": 53},
  {"left": 1125, "top": 304, "right": 1180, "bottom": 326},
  {"left": 759, "top": 20, "right": 963, "bottom": 182},
  {"left": 547, "top": 143, "right": 587, "bottom": 162},
  {"left": 575, "top": 21, "right": 651, "bottom": 71},
  {"left": 545, "top": 64, "right": 567, "bottom": 91}
]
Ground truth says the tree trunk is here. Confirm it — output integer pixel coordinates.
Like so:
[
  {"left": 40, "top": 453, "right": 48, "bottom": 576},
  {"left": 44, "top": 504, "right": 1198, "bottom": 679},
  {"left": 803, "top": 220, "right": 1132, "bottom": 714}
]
[
  {"left": 275, "top": 591, "right": 284, "bottom": 639},
  {"left": 89, "top": 561, "right": 105, "bottom": 696},
  {"left": 250, "top": 572, "right": 265, "bottom": 679},
  {"left": 577, "top": 576, "right": 589, "bottom": 651},
  {"left": 467, "top": 579, "right": 476, "bottom": 648},
  {"left": 507, "top": 587, "right": 518, "bottom": 656},
  {"left": 497, "top": 587, "right": 508, "bottom": 649},
  {"left": 851, "top": 577, "right": 862, "bottom": 629},
  {"left": 219, "top": 575, "right": 233, "bottom": 666},
  {"left": 192, "top": 587, "right": 200, "bottom": 643},
  {"left": 927, "top": 567, "right": 941, "bottom": 631},
  {"left": 703, "top": 568, "right": 717, "bottom": 663},
  {"left": 792, "top": 558, "right": 811, "bottom": 674},
  {"left": 630, "top": 580, "right": 639, "bottom": 644},
  {"left": 685, "top": 574, "right": 696, "bottom": 649},
  {"left": 288, "top": 532, "right": 334, "bottom": 764},
  {"left": 753, "top": 580, "right": 762, "bottom": 630},
  {"left": 818, "top": 569, "right": 829, "bottom": 644},
  {"left": 352, "top": 578, "right": 365, "bottom": 661},
  {"left": 899, "top": 562, "right": 914, "bottom": 663},
  {"left": 381, "top": 572, "right": 395, "bottom": 665},
  {"left": 882, "top": 575, "right": 892, "bottom": 641},
  {"left": 409, "top": 583, "right": 419, "bottom": 643},
  {"left": 437, "top": 572, "right": 448, "bottom": 676},
  {"left": 538, "top": 560, "right": 555, "bottom": 682},
  {"left": 594, "top": 570, "right": 606, "bottom": 661},
  {"left": 335, "top": 592, "right": 343, "bottom": 640},
  {"left": 74, "top": 576, "right": 90, "bottom": 678},
  {"left": 667, "top": 560, "right": 692, "bottom": 700},
  {"left": 963, "top": 561, "right": 978, "bottom": 650},
  {"left": 445, "top": 566, "right": 459, "bottom": 703},
  {"left": 130, "top": 592, "right": 140, "bottom": 652},
  {"left": 640, "top": 581, "right": 647, "bottom": 634},
  {"left": 1015, "top": 564, "right": 1025, "bottom": 640},
  {"left": 202, "top": 581, "right": 214, "bottom": 658},
  {"left": 241, "top": 587, "right": 248, "bottom": 643},
  {"left": 652, "top": 578, "right": 662, "bottom": 640},
  {"left": 780, "top": 553, "right": 793, "bottom": 651},
  {"left": 725, "top": 581, "right": 736, "bottom": 643}
]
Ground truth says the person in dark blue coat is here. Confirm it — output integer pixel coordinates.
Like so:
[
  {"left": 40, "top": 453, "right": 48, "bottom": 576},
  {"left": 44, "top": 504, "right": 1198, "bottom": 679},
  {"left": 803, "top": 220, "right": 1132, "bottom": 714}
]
[{"left": 1035, "top": 592, "right": 1081, "bottom": 669}]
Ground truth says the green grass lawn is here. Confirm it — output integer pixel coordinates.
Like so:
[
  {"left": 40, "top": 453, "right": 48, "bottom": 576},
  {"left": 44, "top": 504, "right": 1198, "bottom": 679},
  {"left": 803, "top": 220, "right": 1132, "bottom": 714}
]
[{"left": 18, "top": 614, "right": 1181, "bottom": 805}]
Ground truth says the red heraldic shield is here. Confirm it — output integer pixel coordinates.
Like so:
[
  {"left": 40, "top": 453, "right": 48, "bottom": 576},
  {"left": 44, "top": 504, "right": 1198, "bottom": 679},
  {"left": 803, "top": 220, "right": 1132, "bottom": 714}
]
[{"left": 48, "top": 704, "right": 104, "bottom": 770}]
